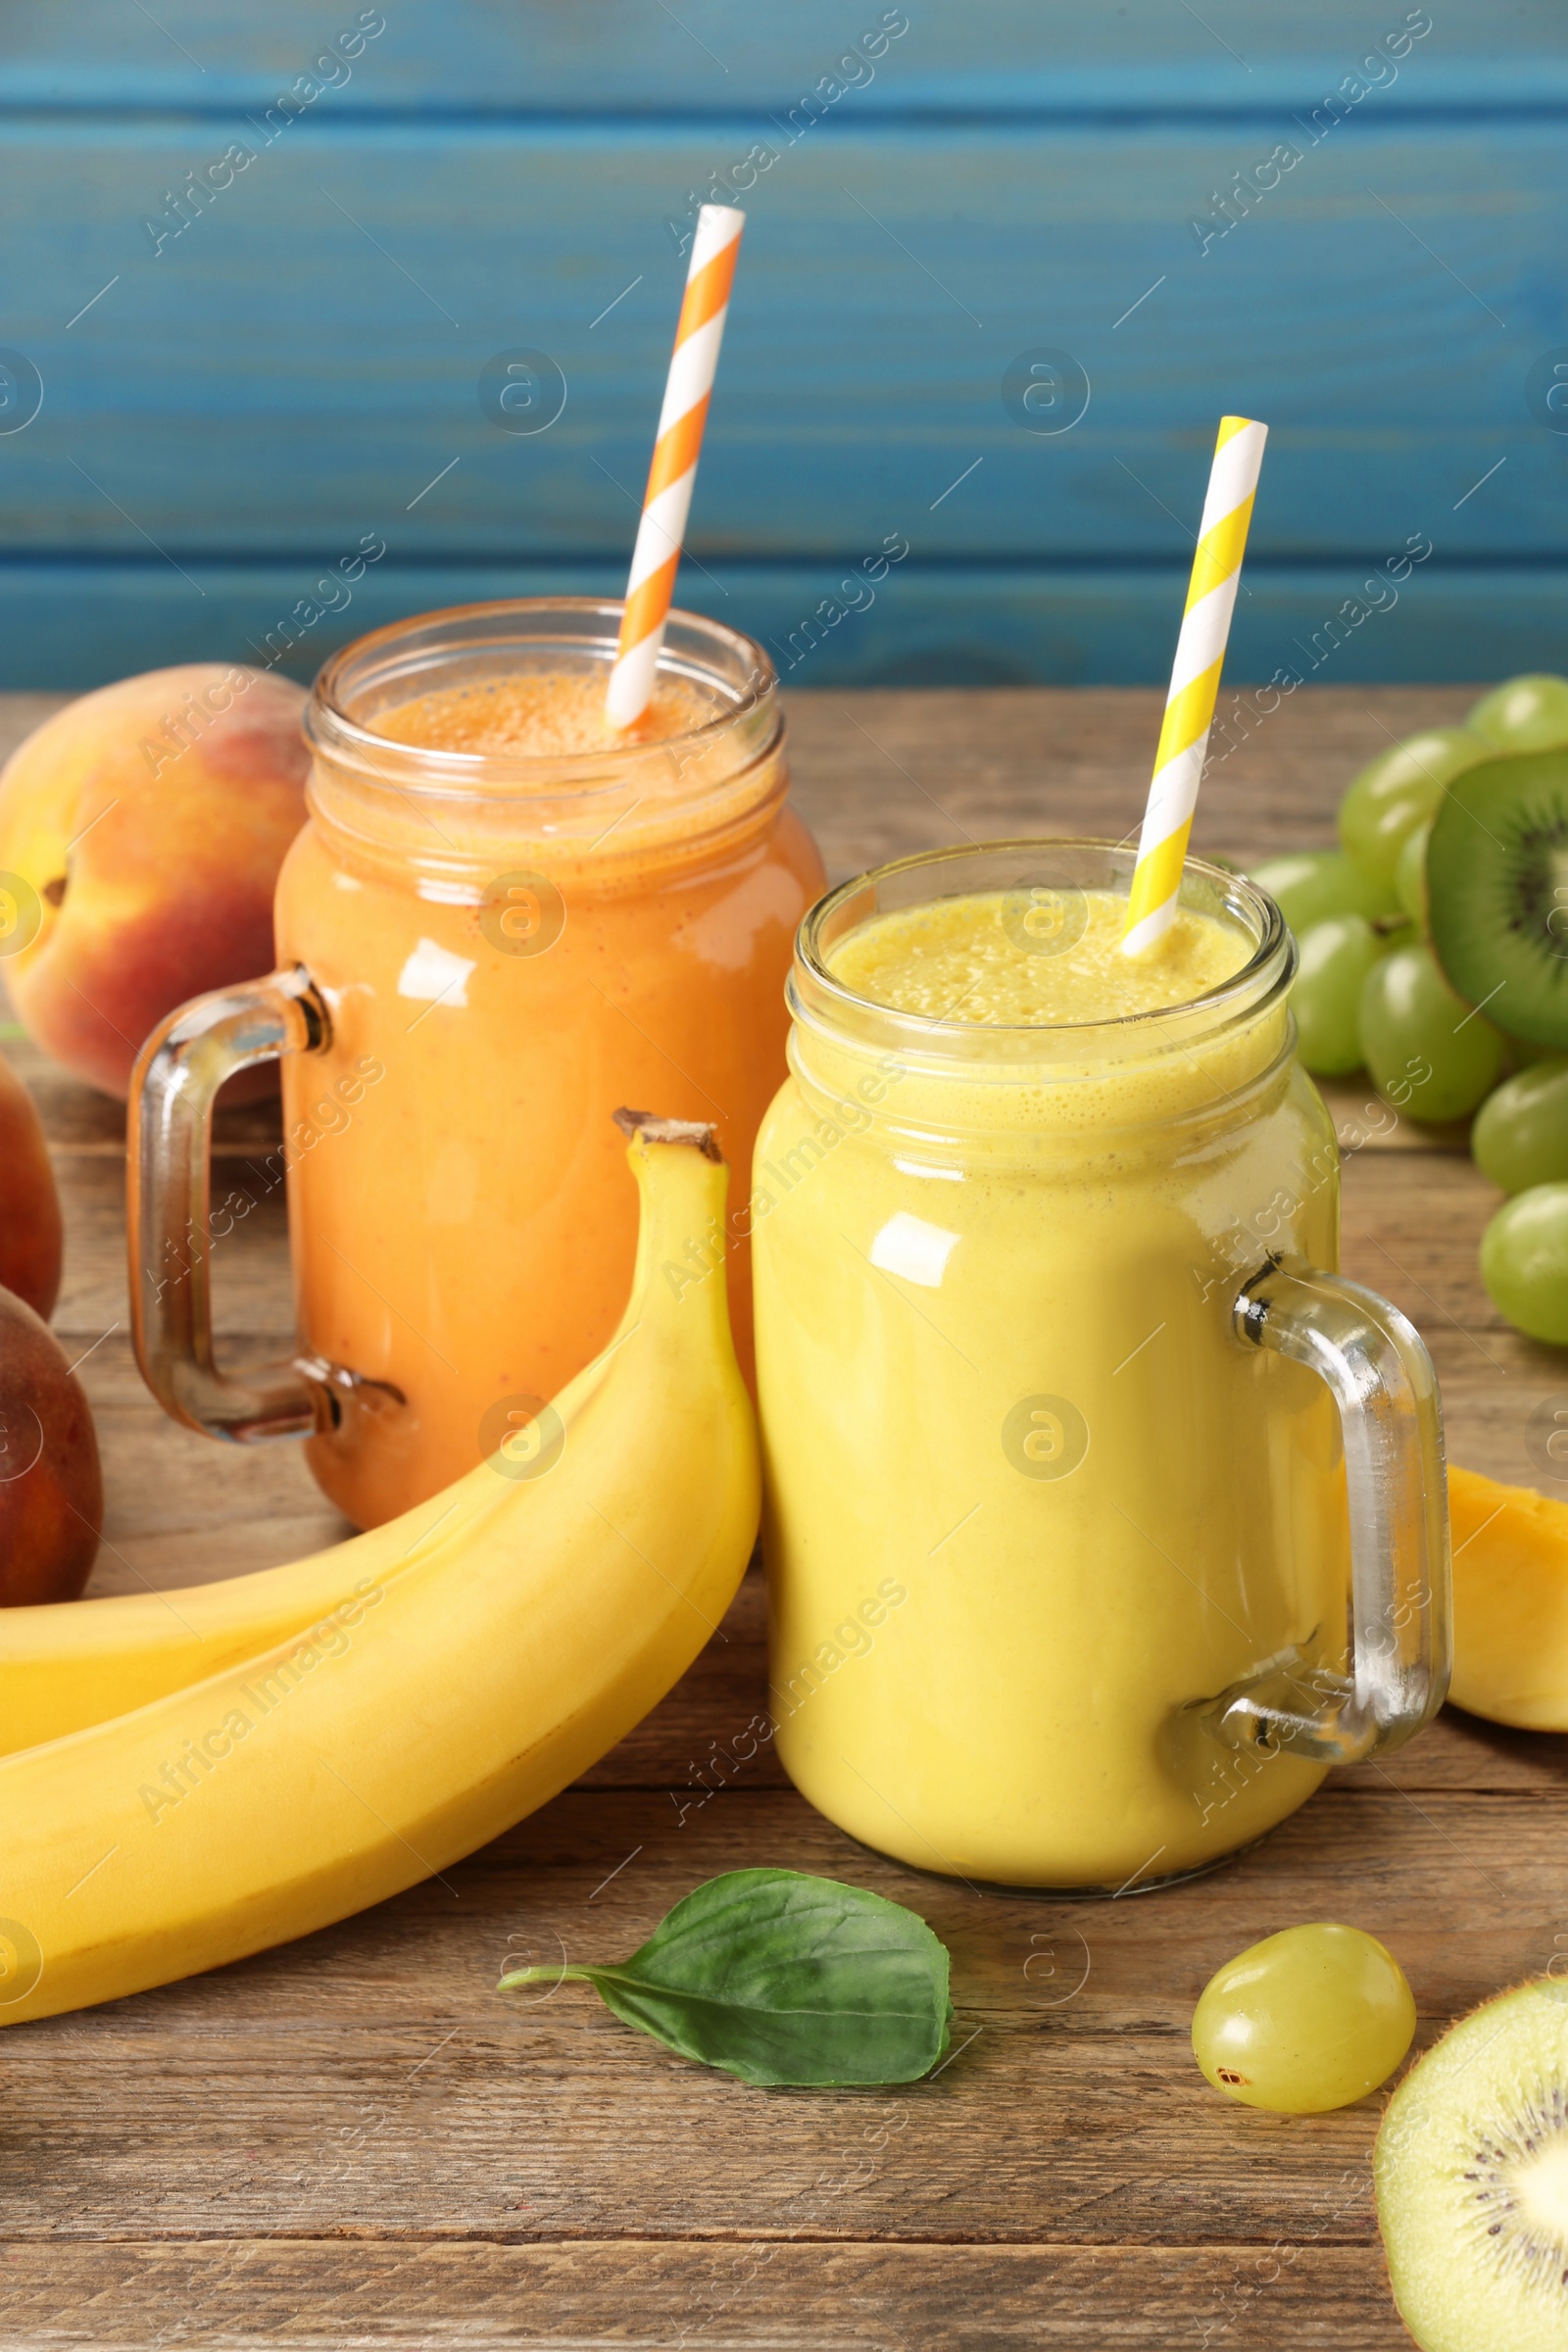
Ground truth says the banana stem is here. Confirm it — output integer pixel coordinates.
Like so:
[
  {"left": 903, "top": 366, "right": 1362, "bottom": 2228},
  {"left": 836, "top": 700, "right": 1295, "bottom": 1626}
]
[{"left": 612, "top": 1106, "right": 722, "bottom": 1160}]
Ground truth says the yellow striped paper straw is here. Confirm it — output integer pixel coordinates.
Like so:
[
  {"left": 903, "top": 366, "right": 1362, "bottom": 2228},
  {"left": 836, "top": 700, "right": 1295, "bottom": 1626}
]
[
  {"left": 1121, "top": 415, "right": 1268, "bottom": 956},
  {"left": 606, "top": 204, "right": 745, "bottom": 728}
]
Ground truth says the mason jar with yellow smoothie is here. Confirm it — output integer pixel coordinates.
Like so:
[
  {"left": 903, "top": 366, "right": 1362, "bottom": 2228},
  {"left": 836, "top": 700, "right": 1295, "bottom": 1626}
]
[
  {"left": 129, "top": 599, "right": 824, "bottom": 1528},
  {"left": 752, "top": 842, "right": 1449, "bottom": 1891}
]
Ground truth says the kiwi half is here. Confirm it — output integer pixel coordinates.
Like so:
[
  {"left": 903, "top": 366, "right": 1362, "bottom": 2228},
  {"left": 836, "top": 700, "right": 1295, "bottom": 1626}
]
[
  {"left": 1428, "top": 750, "right": 1568, "bottom": 1048},
  {"left": 1377, "top": 1978, "right": 1568, "bottom": 2351}
]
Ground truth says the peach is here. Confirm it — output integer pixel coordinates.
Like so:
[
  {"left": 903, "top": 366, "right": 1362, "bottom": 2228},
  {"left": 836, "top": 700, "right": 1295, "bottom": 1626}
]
[
  {"left": 0, "top": 1049, "right": 61, "bottom": 1320},
  {"left": 0, "top": 663, "right": 310, "bottom": 1097},
  {"left": 0, "top": 1284, "right": 102, "bottom": 1605}
]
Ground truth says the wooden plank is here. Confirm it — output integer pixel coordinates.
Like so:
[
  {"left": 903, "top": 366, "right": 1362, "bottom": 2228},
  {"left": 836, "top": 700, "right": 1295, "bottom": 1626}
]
[
  {"left": 57, "top": 1164, "right": 293, "bottom": 1342},
  {"left": 1340, "top": 1701, "right": 1568, "bottom": 1793},
  {"left": 1415, "top": 1331, "right": 1568, "bottom": 1495},
  {"left": 8, "top": 0, "right": 1565, "bottom": 115},
  {"left": 0, "top": 681, "right": 1473, "bottom": 856},
  {"left": 0, "top": 1778, "right": 1560, "bottom": 2258},
  {"left": 0, "top": 1787, "right": 1557, "bottom": 2246},
  {"left": 785, "top": 682, "right": 1476, "bottom": 874},
  {"left": 0, "top": 2239, "right": 1404, "bottom": 2351},
  {"left": 0, "top": 122, "right": 1555, "bottom": 569},
  {"left": 1342, "top": 1154, "right": 1506, "bottom": 1326}
]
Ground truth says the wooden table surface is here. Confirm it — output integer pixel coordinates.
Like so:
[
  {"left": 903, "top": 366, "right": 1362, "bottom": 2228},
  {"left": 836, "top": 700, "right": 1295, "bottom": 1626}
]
[{"left": 5, "top": 684, "right": 1565, "bottom": 2352}]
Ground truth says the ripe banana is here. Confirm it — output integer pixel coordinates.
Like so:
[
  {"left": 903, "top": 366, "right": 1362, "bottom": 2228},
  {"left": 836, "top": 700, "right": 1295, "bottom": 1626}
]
[
  {"left": 0, "top": 1210, "right": 639, "bottom": 1756},
  {"left": 0, "top": 1115, "right": 758, "bottom": 2027}
]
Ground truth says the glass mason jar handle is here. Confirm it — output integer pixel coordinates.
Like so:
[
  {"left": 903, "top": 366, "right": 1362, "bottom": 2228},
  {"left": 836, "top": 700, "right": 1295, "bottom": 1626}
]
[
  {"left": 128, "top": 966, "right": 400, "bottom": 1445},
  {"left": 1207, "top": 1257, "right": 1451, "bottom": 1767}
]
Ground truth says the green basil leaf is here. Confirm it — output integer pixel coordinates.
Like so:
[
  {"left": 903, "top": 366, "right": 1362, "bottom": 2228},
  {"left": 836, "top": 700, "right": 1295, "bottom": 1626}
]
[{"left": 500, "top": 1867, "right": 953, "bottom": 2086}]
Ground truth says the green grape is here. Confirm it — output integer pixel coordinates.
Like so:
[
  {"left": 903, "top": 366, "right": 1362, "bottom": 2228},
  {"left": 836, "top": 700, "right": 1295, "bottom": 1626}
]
[
  {"left": 1359, "top": 942, "right": 1506, "bottom": 1123},
  {"left": 1481, "top": 1183, "right": 1568, "bottom": 1343},
  {"left": 1292, "top": 916, "right": 1384, "bottom": 1075},
  {"left": 1394, "top": 819, "right": 1431, "bottom": 931},
  {"left": 1192, "top": 1923, "right": 1415, "bottom": 2114},
  {"left": 1466, "top": 672, "right": 1568, "bottom": 753},
  {"left": 1471, "top": 1059, "right": 1568, "bottom": 1192},
  {"left": 1250, "top": 850, "right": 1397, "bottom": 936},
  {"left": 1338, "top": 728, "right": 1492, "bottom": 890}
]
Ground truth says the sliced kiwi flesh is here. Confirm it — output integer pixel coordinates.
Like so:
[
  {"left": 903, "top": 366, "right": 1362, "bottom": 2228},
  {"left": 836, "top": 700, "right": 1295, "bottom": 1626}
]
[
  {"left": 1427, "top": 749, "right": 1568, "bottom": 1049},
  {"left": 1377, "top": 1978, "right": 1568, "bottom": 2352}
]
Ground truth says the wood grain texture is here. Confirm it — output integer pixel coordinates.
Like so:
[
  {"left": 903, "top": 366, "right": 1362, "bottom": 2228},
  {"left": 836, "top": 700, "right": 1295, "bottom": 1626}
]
[
  {"left": 0, "top": 2241, "right": 1406, "bottom": 2351},
  {"left": 1, "top": 682, "right": 1562, "bottom": 2350},
  {"left": 787, "top": 682, "right": 1475, "bottom": 874},
  {"left": 4, "top": 121, "right": 1553, "bottom": 561},
  {"left": 10, "top": 0, "right": 1568, "bottom": 113},
  {"left": 0, "top": 1787, "right": 1557, "bottom": 2244},
  {"left": 9, "top": 563, "right": 1568, "bottom": 695}
]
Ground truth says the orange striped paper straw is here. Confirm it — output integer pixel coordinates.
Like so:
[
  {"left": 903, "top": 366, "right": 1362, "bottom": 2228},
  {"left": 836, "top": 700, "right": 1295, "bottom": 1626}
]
[{"left": 606, "top": 204, "right": 745, "bottom": 728}]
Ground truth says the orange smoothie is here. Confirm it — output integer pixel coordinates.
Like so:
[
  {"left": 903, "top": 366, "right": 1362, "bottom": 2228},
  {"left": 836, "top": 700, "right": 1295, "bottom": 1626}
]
[
  {"left": 275, "top": 603, "right": 823, "bottom": 1529},
  {"left": 374, "top": 669, "right": 715, "bottom": 760}
]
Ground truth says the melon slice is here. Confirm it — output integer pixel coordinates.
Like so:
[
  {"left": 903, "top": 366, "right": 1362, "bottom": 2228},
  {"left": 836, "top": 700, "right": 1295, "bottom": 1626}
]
[{"left": 1450, "top": 1463, "right": 1568, "bottom": 1730}]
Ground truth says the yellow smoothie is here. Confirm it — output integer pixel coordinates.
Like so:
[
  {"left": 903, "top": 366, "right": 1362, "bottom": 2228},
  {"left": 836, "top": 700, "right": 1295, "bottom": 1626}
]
[
  {"left": 831, "top": 888, "right": 1248, "bottom": 1024},
  {"left": 754, "top": 876, "right": 1348, "bottom": 1889}
]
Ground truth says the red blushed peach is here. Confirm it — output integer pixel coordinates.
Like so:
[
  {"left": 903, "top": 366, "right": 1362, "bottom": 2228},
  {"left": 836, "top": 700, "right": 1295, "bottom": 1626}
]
[
  {"left": 0, "top": 664, "right": 310, "bottom": 1098},
  {"left": 0, "top": 1050, "right": 61, "bottom": 1320},
  {"left": 0, "top": 1284, "right": 102, "bottom": 1606}
]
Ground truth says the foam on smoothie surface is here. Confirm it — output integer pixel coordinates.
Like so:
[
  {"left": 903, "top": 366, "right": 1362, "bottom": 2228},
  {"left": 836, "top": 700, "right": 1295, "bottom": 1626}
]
[
  {"left": 370, "top": 670, "right": 720, "bottom": 758},
  {"left": 829, "top": 889, "right": 1251, "bottom": 1025}
]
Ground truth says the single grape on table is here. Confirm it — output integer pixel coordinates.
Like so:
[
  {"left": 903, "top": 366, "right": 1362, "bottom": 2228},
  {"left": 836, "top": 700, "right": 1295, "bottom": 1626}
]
[
  {"left": 1359, "top": 942, "right": 1505, "bottom": 1123},
  {"left": 1192, "top": 1922, "right": 1415, "bottom": 2114},
  {"left": 1481, "top": 1183, "right": 1568, "bottom": 1346},
  {"left": 1471, "top": 1060, "right": 1568, "bottom": 1194}
]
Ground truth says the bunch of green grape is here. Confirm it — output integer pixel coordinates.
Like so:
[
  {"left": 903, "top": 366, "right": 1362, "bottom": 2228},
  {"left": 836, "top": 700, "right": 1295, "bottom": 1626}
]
[{"left": 1251, "top": 672, "right": 1568, "bottom": 1346}]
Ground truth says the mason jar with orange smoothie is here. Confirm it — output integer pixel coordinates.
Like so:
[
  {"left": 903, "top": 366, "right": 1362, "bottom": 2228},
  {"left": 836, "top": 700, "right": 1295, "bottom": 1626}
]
[{"left": 129, "top": 599, "right": 824, "bottom": 1528}]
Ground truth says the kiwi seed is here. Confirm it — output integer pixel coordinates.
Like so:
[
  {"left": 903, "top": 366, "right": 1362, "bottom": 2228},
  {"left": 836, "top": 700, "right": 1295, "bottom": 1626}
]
[
  {"left": 1377, "top": 1977, "right": 1568, "bottom": 2351},
  {"left": 1427, "top": 749, "right": 1568, "bottom": 1049}
]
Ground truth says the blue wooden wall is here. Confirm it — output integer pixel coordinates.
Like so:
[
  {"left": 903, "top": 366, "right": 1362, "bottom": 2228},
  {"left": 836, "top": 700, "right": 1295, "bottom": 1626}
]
[{"left": 2, "top": 1, "right": 1566, "bottom": 688}]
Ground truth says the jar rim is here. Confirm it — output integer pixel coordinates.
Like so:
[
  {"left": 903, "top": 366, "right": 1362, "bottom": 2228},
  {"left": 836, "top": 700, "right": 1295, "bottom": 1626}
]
[
  {"left": 793, "top": 838, "right": 1293, "bottom": 1060},
  {"left": 306, "top": 595, "right": 778, "bottom": 801}
]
